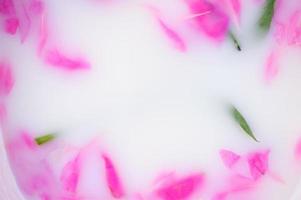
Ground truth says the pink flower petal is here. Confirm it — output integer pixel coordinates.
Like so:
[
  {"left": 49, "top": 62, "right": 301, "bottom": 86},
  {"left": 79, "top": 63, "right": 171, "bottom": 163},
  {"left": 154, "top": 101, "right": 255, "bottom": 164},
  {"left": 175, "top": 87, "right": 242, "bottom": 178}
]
[
  {"left": 186, "top": 0, "right": 229, "bottom": 40},
  {"left": 264, "top": 50, "right": 279, "bottom": 84},
  {"left": 219, "top": 149, "right": 241, "bottom": 169},
  {"left": 247, "top": 150, "right": 270, "bottom": 180},
  {"left": 0, "top": 61, "right": 14, "bottom": 96},
  {"left": 6, "top": 132, "right": 59, "bottom": 197},
  {"left": 45, "top": 49, "right": 91, "bottom": 71},
  {"left": 287, "top": 11, "right": 301, "bottom": 46},
  {"left": 155, "top": 173, "right": 204, "bottom": 200},
  {"left": 157, "top": 18, "right": 187, "bottom": 52},
  {"left": 295, "top": 137, "right": 301, "bottom": 160},
  {"left": 4, "top": 17, "right": 19, "bottom": 34},
  {"left": 221, "top": 0, "right": 241, "bottom": 28},
  {"left": 0, "top": 0, "right": 15, "bottom": 15},
  {"left": 60, "top": 155, "right": 80, "bottom": 194},
  {"left": 102, "top": 154, "right": 125, "bottom": 198}
]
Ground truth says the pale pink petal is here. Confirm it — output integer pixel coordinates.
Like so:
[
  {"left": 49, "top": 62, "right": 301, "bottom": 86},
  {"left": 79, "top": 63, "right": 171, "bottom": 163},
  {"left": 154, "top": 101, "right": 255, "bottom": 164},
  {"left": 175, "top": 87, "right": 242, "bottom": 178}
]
[
  {"left": 247, "top": 150, "right": 270, "bottom": 180},
  {"left": 219, "top": 149, "right": 241, "bottom": 169},
  {"left": 155, "top": 173, "right": 204, "bottom": 200},
  {"left": 4, "top": 17, "right": 19, "bottom": 34},
  {"left": 0, "top": 103, "right": 6, "bottom": 123},
  {"left": 6, "top": 132, "right": 59, "bottom": 197},
  {"left": 186, "top": 0, "right": 229, "bottom": 40},
  {"left": 264, "top": 51, "right": 279, "bottom": 84},
  {"left": 295, "top": 137, "right": 301, "bottom": 160},
  {"left": 45, "top": 49, "right": 91, "bottom": 71},
  {"left": 274, "top": 22, "right": 286, "bottom": 44},
  {"left": 157, "top": 18, "right": 187, "bottom": 52},
  {"left": 287, "top": 11, "right": 301, "bottom": 46},
  {"left": 102, "top": 154, "right": 125, "bottom": 198},
  {"left": 38, "top": 11, "right": 48, "bottom": 53},
  {"left": 0, "top": 61, "right": 14, "bottom": 96},
  {"left": 221, "top": 0, "right": 241, "bottom": 28}
]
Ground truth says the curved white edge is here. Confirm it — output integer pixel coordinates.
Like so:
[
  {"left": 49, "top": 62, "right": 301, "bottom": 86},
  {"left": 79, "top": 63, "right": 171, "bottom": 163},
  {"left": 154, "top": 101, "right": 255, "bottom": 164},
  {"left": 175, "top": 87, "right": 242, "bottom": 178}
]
[{"left": 0, "top": 129, "right": 25, "bottom": 200}]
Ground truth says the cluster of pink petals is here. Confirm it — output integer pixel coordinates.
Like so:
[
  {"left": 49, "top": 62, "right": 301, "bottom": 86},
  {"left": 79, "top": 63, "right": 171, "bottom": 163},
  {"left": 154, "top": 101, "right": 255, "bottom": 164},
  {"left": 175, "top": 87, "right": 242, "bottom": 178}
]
[
  {"left": 215, "top": 149, "right": 270, "bottom": 199},
  {"left": 220, "top": 149, "right": 270, "bottom": 180},
  {"left": 5, "top": 132, "right": 125, "bottom": 200},
  {"left": 0, "top": 0, "right": 91, "bottom": 72}
]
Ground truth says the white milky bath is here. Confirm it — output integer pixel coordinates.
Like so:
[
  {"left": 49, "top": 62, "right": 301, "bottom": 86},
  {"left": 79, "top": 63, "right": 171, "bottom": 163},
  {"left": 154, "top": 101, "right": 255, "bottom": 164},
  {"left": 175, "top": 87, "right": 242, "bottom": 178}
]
[{"left": 1, "top": 0, "right": 301, "bottom": 200}]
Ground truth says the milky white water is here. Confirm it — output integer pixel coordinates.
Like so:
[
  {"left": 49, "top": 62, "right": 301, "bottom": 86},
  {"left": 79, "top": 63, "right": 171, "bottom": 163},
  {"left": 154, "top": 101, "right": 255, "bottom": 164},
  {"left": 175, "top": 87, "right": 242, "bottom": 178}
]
[{"left": 1, "top": 0, "right": 301, "bottom": 200}]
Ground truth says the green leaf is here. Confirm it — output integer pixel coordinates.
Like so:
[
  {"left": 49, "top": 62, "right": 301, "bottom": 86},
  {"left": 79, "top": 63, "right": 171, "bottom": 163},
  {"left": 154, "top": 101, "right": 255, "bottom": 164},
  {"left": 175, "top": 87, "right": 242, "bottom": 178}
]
[
  {"left": 230, "top": 105, "right": 259, "bottom": 142},
  {"left": 35, "top": 133, "right": 56, "bottom": 145},
  {"left": 229, "top": 31, "right": 241, "bottom": 51},
  {"left": 258, "top": 0, "right": 276, "bottom": 33}
]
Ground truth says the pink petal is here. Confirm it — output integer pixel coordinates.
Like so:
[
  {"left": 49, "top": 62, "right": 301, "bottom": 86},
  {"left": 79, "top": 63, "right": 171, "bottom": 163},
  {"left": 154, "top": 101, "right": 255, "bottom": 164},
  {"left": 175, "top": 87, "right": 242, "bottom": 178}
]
[
  {"left": 264, "top": 50, "right": 279, "bottom": 84},
  {"left": 155, "top": 173, "right": 204, "bottom": 200},
  {"left": 102, "top": 154, "right": 125, "bottom": 198},
  {"left": 4, "top": 17, "right": 19, "bottom": 34},
  {"left": 0, "top": 103, "right": 6, "bottom": 123},
  {"left": 221, "top": 0, "right": 241, "bottom": 28},
  {"left": 0, "top": 61, "right": 14, "bottom": 96},
  {"left": 0, "top": 0, "right": 15, "bottom": 15},
  {"left": 247, "top": 150, "right": 270, "bottom": 180},
  {"left": 38, "top": 12, "right": 48, "bottom": 53},
  {"left": 219, "top": 149, "right": 241, "bottom": 169},
  {"left": 60, "top": 155, "right": 80, "bottom": 194},
  {"left": 287, "top": 11, "right": 301, "bottom": 46},
  {"left": 45, "top": 49, "right": 91, "bottom": 71},
  {"left": 186, "top": 0, "right": 229, "bottom": 40},
  {"left": 6, "top": 132, "right": 58, "bottom": 197},
  {"left": 158, "top": 18, "right": 187, "bottom": 52},
  {"left": 295, "top": 137, "right": 301, "bottom": 160}
]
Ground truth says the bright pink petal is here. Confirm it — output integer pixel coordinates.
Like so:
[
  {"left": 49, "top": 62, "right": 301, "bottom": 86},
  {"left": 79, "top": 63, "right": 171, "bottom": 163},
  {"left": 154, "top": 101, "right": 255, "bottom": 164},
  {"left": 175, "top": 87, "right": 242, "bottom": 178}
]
[
  {"left": 0, "top": 61, "right": 14, "bottom": 96},
  {"left": 158, "top": 18, "right": 187, "bottom": 52},
  {"left": 45, "top": 49, "right": 91, "bottom": 71},
  {"left": 219, "top": 149, "right": 241, "bottom": 169},
  {"left": 247, "top": 150, "right": 270, "bottom": 180},
  {"left": 102, "top": 154, "right": 125, "bottom": 198},
  {"left": 60, "top": 155, "right": 80, "bottom": 194},
  {"left": 186, "top": 0, "right": 229, "bottom": 40},
  {"left": 155, "top": 173, "right": 204, "bottom": 200},
  {"left": 4, "top": 17, "right": 19, "bottom": 34},
  {"left": 0, "top": 0, "right": 15, "bottom": 15}
]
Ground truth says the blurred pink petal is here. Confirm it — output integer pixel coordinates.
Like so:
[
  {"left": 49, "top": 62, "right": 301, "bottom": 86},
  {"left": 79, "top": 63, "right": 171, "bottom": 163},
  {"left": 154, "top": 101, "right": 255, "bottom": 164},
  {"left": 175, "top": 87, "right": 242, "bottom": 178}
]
[
  {"left": 155, "top": 173, "right": 204, "bottom": 200},
  {"left": 0, "top": 61, "right": 14, "bottom": 96},
  {"left": 220, "top": 149, "right": 241, "bottom": 169},
  {"left": 186, "top": 0, "right": 229, "bottom": 40},
  {"left": 158, "top": 18, "right": 187, "bottom": 52},
  {"left": 247, "top": 150, "right": 270, "bottom": 180},
  {"left": 4, "top": 17, "right": 19, "bottom": 34},
  {"left": 45, "top": 49, "right": 91, "bottom": 71}
]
